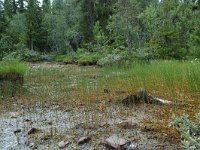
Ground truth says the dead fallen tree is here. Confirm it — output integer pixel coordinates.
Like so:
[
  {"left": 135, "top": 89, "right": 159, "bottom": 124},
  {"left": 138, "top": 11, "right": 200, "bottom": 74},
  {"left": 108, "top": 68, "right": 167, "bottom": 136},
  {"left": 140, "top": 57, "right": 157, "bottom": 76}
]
[{"left": 122, "top": 88, "right": 172, "bottom": 105}]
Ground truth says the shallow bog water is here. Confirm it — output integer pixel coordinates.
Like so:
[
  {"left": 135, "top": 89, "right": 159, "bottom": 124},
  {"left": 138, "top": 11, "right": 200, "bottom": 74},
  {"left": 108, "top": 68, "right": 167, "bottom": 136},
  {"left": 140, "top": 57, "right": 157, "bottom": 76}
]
[{"left": 0, "top": 63, "right": 182, "bottom": 150}]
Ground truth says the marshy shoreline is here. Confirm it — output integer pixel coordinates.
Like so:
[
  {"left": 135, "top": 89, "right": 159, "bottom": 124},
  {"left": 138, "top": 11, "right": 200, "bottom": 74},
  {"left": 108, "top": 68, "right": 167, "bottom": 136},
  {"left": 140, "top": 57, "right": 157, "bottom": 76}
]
[{"left": 0, "top": 61, "right": 199, "bottom": 149}]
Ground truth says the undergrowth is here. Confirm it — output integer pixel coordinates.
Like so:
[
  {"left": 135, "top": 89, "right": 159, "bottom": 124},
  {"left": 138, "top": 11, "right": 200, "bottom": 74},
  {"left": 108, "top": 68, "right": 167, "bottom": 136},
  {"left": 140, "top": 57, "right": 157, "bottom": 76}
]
[{"left": 172, "top": 112, "right": 200, "bottom": 149}]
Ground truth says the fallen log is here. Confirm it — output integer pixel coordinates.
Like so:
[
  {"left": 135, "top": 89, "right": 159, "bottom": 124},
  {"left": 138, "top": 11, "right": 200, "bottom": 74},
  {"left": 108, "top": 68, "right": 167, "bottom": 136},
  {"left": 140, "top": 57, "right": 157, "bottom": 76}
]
[{"left": 122, "top": 88, "right": 172, "bottom": 105}]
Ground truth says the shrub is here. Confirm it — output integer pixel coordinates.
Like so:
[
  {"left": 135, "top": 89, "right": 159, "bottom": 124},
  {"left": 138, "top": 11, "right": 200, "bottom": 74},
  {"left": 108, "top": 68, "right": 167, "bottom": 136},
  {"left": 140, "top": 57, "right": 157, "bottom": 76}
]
[
  {"left": 78, "top": 52, "right": 101, "bottom": 66},
  {"left": 171, "top": 113, "right": 200, "bottom": 149},
  {"left": 97, "top": 48, "right": 133, "bottom": 66},
  {"left": 3, "top": 49, "right": 53, "bottom": 62}
]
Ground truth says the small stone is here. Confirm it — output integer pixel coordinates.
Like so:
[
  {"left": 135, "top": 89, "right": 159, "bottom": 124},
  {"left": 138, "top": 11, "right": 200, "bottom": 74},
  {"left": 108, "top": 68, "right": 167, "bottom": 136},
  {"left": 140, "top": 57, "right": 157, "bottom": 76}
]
[
  {"left": 14, "top": 129, "right": 21, "bottom": 134},
  {"left": 100, "top": 122, "right": 110, "bottom": 127},
  {"left": 46, "top": 121, "right": 53, "bottom": 125},
  {"left": 58, "top": 141, "right": 69, "bottom": 149},
  {"left": 117, "top": 120, "right": 138, "bottom": 129},
  {"left": 78, "top": 136, "right": 91, "bottom": 144},
  {"left": 28, "top": 128, "right": 40, "bottom": 135},
  {"left": 24, "top": 119, "right": 31, "bottom": 122},
  {"left": 126, "top": 142, "right": 138, "bottom": 149},
  {"left": 29, "top": 142, "right": 37, "bottom": 149},
  {"left": 10, "top": 112, "right": 20, "bottom": 118},
  {"left": 105, "top": 134, "right": 127, "bottom": 149}
]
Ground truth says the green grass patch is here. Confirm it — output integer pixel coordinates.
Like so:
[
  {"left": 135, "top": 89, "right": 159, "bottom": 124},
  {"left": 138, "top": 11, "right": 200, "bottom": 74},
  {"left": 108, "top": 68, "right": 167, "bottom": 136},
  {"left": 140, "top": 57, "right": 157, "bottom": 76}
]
[{"left": 0, "top": 60, "right": 28, "bottom": 76}]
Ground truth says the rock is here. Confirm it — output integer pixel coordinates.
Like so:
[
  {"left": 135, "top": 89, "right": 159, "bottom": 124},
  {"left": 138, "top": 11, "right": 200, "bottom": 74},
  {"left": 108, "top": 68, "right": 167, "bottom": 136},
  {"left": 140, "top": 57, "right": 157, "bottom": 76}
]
[
  {"left": 117, "top": 120, "right": 138, "bottom": 129},
  {"left": 78, "top": 136, "right": 91, "bottom": 144},
  {"left": 105, "top": 134, "right": 127, "bottom": 149},
  {"left": 46, "top": 121, "right": 53, "bottom": 125},
  {"left": 10, "top": 112, "right": 20, "bottom": 118},
  {"left": 29, "top": 142, "right": 37, "bottom": 149},
  {"left": 58, "top": 141, "right": 69, "bottom": 149},
  {"left": 28, "top": 128, "right": 40, "bottom": 135},
  {"left": 24, "top": 119, "right": 31, "bottom": 122},
  {"left": 100, "top": 122, "right": 110, "bottom": 128},
  {"left": 14, "top": 129, "right": 22, "bottom": 134},
  {"left": 126, "top": 142, "right": 138, "bottom": 149}
]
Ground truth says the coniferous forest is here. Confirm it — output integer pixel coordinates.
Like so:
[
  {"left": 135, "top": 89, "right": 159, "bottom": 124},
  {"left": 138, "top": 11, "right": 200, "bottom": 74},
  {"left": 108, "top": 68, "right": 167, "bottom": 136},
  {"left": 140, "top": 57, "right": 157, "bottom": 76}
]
[
  {"left": 0, "top": 0, "right": 199, "bottom": 63},
  {"left": 0, "top": 0, "right": 200, "bottom": 150}
]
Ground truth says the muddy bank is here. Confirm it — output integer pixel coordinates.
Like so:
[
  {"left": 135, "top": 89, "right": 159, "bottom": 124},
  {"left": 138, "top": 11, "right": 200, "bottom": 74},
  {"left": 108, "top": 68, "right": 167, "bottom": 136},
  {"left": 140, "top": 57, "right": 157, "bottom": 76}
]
[{"left": 0, "top": 101, "right": 182, "bottom": 150}]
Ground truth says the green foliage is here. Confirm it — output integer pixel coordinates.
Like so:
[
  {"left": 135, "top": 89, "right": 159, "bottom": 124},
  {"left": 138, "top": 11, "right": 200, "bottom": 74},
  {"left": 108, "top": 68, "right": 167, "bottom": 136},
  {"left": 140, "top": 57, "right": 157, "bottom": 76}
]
[
  {"left": 97, "top": 49, "right": 130, "bottom": 66},
  {"left": 0, "top": 60, "right": 27, "bottom": 75},
  {"left": 3, "top": 49, "right": 53, "bottom": 62},
  {"left": 0, "top": 0, "right": 6, "bottom": 36},
  {"left": 171, "top": 113, "right": 200, "bottom": 149},
  {"left": 3, "top": 0, "right": 12, "bottom": 18},
  {"left": 7, "top": 13, "right": 27, "bottom": 49},
  {"left": 42, "top": 0, "right": 51, "bottom": 13},
  {"left": 26, "top": 0, "right": 43, "bottom": 50},
  {"left": 79, "top": 0, "right": 96, "bottom": 42},
  {"left": 17, "top": 0, "right": 26, "bottom": 13},
  {"left": 0, "top": 0, "right": 200, "bottom": 61},
  {"left": 55, "top": 48, "right": 103, "bottom": 66}
]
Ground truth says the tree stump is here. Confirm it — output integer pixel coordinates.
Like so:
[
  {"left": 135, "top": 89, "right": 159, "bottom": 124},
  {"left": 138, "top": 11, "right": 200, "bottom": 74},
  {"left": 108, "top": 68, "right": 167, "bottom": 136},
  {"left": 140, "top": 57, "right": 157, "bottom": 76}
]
[{"left": 122, "top": 88, "right": 172, "bottom": 105}]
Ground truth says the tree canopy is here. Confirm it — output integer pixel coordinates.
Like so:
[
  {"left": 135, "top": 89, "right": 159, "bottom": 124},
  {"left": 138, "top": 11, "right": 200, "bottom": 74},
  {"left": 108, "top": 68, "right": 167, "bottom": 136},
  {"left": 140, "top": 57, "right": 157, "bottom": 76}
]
[{"left": 0, "top": 0, "right": 199, "bottom": 60}]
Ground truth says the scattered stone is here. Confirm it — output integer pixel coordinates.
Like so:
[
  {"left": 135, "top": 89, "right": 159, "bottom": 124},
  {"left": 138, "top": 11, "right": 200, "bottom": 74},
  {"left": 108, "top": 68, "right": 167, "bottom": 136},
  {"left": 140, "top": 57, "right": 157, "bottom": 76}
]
[
  {"left": 100, "top": 122, "right": 110, "bottom": 128},
  {"left": 78, "top": 136, "right": 91, "bottom": 144},
  {"left": 24, "top": 119, "right": 31, "bottom": 122},
  {"left": 28, "top": 128, "right": 40, "bottom": 135},
  {"left": 53, "top": 105, "right": 60, "bottom": 109},
  {"left": 105, "top": 134, "right": 127, "bottom": 149},
  {"left": 65, "top": 108, "right": 73, "bottom": 112},
  {"left": 46, "top": 121, "right": 53, "bottom": 125},
  {"left": 29, "top": 142, "right": 37, "bottom": 149},
  {"left": 10, "top": 112, "right": 20, "bottom": 118},
  {"left": 126, "top": 142, "right": 138, "bottom": 149},
  {"left": 117, "top": 120, "right": 138, "bottom": 129},
  {"left": 14, "top": 129, "right": 22, "bottom": 134},
  {"left": 58, "top": 141, "right": 69, "bottom": 149}
]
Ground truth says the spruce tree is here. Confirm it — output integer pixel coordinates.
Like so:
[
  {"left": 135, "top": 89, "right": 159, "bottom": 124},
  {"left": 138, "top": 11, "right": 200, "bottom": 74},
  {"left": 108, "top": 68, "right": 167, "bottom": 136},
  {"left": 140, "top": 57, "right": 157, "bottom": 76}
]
[
  {"left": 0, "top": 0, "right": 6, "bottom": 37},
  {"left": 12, "top": 0, "right": 17, "bottom": 14},
  {"left": 42, "top": 0, "right": 51, "bottom": 13},
  {"left": 4, "top": 0, "right": 12, "bottom": 18},
  {"left": 79, "top": 0, "right": 96, "bottom": 42},
  {"left": 26, "top": 0, "right": 43, "bottom": 50},
  {"left": 17, "top": 0, "right": 25, "bottom": 13}
]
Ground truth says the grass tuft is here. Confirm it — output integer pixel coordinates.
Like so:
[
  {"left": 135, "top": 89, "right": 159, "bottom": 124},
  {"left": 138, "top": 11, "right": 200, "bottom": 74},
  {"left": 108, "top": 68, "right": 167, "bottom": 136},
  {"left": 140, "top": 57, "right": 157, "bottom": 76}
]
[{"left": 0, "top": 60, "right": 28, "bottom": 76}]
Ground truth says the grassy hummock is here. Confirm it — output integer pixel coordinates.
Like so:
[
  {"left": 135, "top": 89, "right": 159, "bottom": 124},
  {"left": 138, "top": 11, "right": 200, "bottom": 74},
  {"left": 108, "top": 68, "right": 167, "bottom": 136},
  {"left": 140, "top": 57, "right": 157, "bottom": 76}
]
[{"left": 0, "top": 60, "right": 27, "bottom": 76}]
